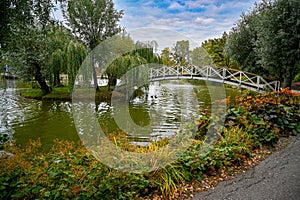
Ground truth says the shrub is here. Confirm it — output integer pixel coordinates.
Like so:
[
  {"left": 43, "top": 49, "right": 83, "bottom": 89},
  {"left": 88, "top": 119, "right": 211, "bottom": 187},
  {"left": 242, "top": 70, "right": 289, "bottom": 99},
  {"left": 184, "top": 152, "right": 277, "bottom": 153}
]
[{"left": 0, "top": 89, "right": 299, "bottom": 199}]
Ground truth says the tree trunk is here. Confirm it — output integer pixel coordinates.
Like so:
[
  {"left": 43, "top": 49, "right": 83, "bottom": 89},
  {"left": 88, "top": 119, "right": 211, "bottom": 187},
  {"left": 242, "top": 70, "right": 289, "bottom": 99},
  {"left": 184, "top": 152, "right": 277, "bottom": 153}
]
[
  {"left": 282, "top": 63, "right": 296, "bottom": 89},
  {"left": 91, "top": 53, "right": 99, "bottom": 91},
  {"left": 283, "top": 75, "right": 292, "bottom": 89},
  {"left": 55, "top": 70, "right": 61, "bottom": 87},
  {"left": 33, "top": 62, "right": 51, "bottom": 93},
  {"left": 92, "top": 66, "right": 99, "bottom": 91}
]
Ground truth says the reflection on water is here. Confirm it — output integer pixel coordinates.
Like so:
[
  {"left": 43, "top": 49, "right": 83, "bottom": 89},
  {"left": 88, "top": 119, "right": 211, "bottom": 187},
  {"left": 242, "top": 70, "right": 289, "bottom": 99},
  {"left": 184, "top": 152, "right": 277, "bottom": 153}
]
[
  {"left": 0, "top": 79, "right": 240, "bottom": 150},
  {"left": 0, "top": 80, "right": 78, "bottom": 151},
  {"left": 126, "top": 81, "right": 201, "bottom": 145}
]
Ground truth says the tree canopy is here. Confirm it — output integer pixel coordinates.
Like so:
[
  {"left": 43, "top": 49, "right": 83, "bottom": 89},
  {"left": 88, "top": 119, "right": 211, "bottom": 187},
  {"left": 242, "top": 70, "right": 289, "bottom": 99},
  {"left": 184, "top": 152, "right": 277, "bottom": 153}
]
[
  {"left": 201, "top": 32, "right": 237, "bottom": 69},
  {"left": 173, "top": 40, "right": 190, "bottom": 66},
  {"left": 161, "top": 48, "right": 176, "bottom": 66},
  {"left": 60, "top": 0, "right": 124, "bottom": 90},
  {"left": 6, "top": 0, "right": 55, "bottom": 93},
  {"left": 226, "top": 0, "right": 300, "bottom": 88},
  {"left": 61, "top": 0, "right": 123, "bottom": 50}
]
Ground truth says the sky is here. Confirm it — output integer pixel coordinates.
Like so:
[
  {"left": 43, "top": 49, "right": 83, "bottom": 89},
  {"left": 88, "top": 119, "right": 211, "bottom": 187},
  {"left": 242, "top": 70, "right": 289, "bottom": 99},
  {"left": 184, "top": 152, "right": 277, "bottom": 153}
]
[
  {"left": 113, "top": 0, "right": 261, "bottom": 50},
  {"left": 53, "top": 0, "right": 262, "bottom": 50}
]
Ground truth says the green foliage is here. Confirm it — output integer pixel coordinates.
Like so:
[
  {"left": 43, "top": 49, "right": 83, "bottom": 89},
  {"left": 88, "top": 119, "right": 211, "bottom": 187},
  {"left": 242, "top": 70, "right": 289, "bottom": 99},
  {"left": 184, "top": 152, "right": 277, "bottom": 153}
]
[
  {"left": 49, "top": 26, "right": 74, "bottom": 87},
  {"left": 293, "top": 73, "right": 300, "bottom": 82},
  {"left": 66, "top": 41, "right": 87, "bottom": 89},
  {"left": 161, "top": 47, "right": 176, "bottom": 66},
  {"left": 226, "top": 0, "right": 300, "bottom": 87},
  {"left": 0, "top": 134, "right": 9, "bottom": 150},
  {"left": 5, "top": 0, "right": 55, "bottom": 93},
  {"left": 254, "top": 0, "right": 300, "bottom": 87},
  {"left": 60, "top": 0, "right": 123, "bottom": 91},
  {"left": 226, "top": 88, "right": 300, "bottom": 146},
  {"left": 135, "top": 41, "right": 162, "bottom": 64},
  {"left": 225, "top": 10, "right": 261, "bottom": 73},
  {"left": 61, "top": 0, "right": 123, "bottom": 50},
  {"left": 173, "top": 40, "right": 190, "bottom": 65},
  {"left": 201, "top": 32, "right": 237, "bottom": 68},
  {"left": 105, "top": 54, "right": 147, "bottom": 89},
  {"left": 104, "top": 38, "right": 161, "bottom": 89},
  {"left": 0, "top": 0, "right": 11, "bottom": 49},
  {"left": 191, "top": 46, "right": 214, "bottom": 67},
  {"left": 1, "top": 89, "right": 299, "bottom": 199}
]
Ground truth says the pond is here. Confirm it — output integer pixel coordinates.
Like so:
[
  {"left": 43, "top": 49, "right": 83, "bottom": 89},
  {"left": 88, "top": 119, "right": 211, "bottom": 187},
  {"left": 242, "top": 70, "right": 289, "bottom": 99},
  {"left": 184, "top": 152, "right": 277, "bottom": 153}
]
[{"left": 0, "top": 79, "right": 240, "bottom": 151}]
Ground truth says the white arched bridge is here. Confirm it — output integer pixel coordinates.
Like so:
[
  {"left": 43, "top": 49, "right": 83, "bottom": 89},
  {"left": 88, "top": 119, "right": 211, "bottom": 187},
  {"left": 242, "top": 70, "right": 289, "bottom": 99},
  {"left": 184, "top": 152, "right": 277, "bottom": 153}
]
[{"left": 149, "top": 65, "right": 280, "bottom": 93}]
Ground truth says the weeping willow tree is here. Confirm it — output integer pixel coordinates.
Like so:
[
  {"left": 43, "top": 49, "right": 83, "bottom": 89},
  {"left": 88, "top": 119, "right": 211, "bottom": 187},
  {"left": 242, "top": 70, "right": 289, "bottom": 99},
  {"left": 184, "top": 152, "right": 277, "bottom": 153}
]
[
  {"left": 66, "top": 41, "right": 86, "bottom": 88},
  {"left": 135, "top": 41, "right": 162, "bottom": 64},
  {"left": 48, "top": 26, "right": 72, "bottom": 87},
  {"left": 50, "top": 49, "right": 65, "bottom": 87},
  {"left": 106, "top": 54, "right": 147, "bottom": 90}
]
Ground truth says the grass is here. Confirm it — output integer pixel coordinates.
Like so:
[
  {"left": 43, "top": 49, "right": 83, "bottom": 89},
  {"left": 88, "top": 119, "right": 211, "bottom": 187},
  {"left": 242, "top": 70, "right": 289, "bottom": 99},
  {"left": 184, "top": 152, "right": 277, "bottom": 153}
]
[{"left": 19, "top": 85, "right": 118, "bottom": 102}]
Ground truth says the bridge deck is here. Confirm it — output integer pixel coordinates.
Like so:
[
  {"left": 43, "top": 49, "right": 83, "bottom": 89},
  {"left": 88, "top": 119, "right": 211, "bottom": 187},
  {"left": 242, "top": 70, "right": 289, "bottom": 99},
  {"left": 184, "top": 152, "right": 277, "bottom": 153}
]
[{"left": 149, "top": 66, "right": 280, "bottom": 93}]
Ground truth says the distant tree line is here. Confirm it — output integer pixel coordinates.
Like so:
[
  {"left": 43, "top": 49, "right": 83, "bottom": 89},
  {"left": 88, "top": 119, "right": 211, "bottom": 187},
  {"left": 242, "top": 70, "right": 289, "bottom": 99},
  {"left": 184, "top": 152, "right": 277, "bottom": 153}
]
[
  {"left": 0, "top": 0, "right": 161, "bottom": 93},
  {"left": 1, "top": 0, "right": 299, "bottom": 92}
]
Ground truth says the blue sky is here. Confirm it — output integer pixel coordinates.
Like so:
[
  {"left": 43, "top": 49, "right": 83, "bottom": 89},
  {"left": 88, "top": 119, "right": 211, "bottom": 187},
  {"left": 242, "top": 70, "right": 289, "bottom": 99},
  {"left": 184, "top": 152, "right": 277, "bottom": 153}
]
[
  {"left": 53, "top": 0, "right": 261, "bottom": 50},
  {"left": 113, "top": 0, "right": 261, "bottom": 49}
]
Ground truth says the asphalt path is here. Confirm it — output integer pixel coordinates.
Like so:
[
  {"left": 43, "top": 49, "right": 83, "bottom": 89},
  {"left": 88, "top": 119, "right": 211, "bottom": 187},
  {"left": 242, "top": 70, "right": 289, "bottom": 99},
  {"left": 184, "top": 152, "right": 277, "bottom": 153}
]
[{"left": 190, "top": 136, "right": 300, "bottom": 200}]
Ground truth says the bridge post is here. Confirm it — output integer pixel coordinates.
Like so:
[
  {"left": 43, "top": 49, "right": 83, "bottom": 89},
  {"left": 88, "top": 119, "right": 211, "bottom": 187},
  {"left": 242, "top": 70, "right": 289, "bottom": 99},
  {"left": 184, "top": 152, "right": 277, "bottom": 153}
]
[
  {"left": 222, "top": 68, "right": 226, "bottom": 82},
  {"left": 206, "top": 66, "right": 209, "bottom": 80},
  {"left": 257, "top": 76, "right": 260, "bottom": 91},
  {"left": 276, "top": 81, "right": 280, "bottom": 91},
  {"left": 239, "top": 72, "right": 242, "bottom": 86}
]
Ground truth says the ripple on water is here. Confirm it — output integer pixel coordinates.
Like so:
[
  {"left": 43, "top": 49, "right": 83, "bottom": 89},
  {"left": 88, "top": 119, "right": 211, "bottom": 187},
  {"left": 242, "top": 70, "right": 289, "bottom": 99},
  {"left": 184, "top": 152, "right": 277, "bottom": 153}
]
[{"left": 1, "top": 80, "right": 240, "bottom": 149}]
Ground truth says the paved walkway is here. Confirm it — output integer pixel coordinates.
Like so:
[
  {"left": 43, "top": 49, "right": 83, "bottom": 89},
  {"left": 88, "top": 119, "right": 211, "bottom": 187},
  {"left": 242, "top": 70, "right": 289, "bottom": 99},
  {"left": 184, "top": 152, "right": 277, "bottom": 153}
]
[{"left": 190, "top": 136, "right": 300, "bottom": 200}]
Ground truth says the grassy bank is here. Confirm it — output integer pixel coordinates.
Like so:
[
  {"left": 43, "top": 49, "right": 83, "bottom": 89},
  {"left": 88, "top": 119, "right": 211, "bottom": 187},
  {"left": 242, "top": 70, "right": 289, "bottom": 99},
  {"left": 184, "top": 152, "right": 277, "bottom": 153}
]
[
  {"left": 1, "top": 89, "right": 299, "bottom": 199},
  {"left": 19, "top": 86, "right": 115, "bottom": 102}
]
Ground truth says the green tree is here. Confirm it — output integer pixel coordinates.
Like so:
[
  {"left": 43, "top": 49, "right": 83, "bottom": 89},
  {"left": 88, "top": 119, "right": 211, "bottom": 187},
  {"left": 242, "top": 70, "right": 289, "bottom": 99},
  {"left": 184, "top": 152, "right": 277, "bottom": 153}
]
[
  {"left": 50, "top": 49, "right": 65, "bottom": 86},
  {"left": 0, "top": 0, "right": 10, "bottom": 50},
  {"left": 61, "top": 0, "right": 123, "bottom": 91},
  {"left": 134, "top": 41, "right": 161, "bottom": 64},
  {"left": 49, "top": 26, "right": 74, "bottom": 87},
  {"left": 106, "top": 54, "right": 147, "bottom": 89},
  {"left": 225, "top": 10, "right": 261, "bottom": 73},
  {"left": 161, "top": 48, "right": 176, "bottom": 66},
  {"left": 66, "top": 41, "right": 87, "bottom": 89},
  {"left": 173, "top": 40, "right": 190, "bottom": 66},
  {"left": 191, "top": 47, "right": 213, "bottom": 66},
  {"left": 104, "top": 38, "right": 161, "bottom": 89},
  {"left": 255, "top": 0, "right": 300, "bottom": 88},
  {"left": 7, "top": 0, "right": 55, "bottom": 93},
  {"left": 226, "top": 0, "right": 300, "bottom": 87},
  {"left": 201, "top": 32, "right": 236, "bottom": 68},
  {"left": 0, "top": 0, "right": 36, "bottom": 50}
]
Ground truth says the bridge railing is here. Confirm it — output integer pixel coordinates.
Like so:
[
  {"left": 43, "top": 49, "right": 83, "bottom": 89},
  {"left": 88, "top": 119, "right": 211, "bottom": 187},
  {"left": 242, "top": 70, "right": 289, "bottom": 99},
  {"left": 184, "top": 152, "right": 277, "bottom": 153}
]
[{"left": 149, "top": 65, "right": 280, "bottom": 92}]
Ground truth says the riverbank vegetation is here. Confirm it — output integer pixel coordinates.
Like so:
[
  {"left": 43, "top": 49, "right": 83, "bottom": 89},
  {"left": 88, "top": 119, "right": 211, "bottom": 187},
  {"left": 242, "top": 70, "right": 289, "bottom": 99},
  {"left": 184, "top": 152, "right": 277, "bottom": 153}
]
[
  {"left": 19, "top": 85, "right": 114, "bottom": 102},
  {"left": 1, "top": 89, "right": 299, "bottom": 199},
  {"left": 2, "top": 0, "right": 300, "bottom": 93}
]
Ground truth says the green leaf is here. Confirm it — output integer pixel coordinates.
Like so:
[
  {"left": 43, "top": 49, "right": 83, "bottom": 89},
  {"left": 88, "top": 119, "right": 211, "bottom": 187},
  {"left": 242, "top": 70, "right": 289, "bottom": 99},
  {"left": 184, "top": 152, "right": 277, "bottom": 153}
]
[
  {"left": 48, "top": 171, "right": 58, "bottom": 177},
  {"left": 253, "top": 117, "right": 265, "bottom": 125},
  {"left": 32, "top": 186, "right": 43, "bottom": 194},
  {"left": 44, "top": 191, "right": 51, "bottom": 197}
]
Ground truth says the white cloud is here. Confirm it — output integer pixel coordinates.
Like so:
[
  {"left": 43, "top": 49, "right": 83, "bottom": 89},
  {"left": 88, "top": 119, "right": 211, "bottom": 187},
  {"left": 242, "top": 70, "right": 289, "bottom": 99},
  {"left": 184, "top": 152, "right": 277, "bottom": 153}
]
[
  {"left": 114, "top": 0, "right": 262, "bottom": 48},
  {"left": 185, "top": 0, "right": 213, "bottom": 9},
  {"left": 168, "top": 2, "right": 184, "bottom": 10},
  {"left": 194, "top": 17, "right": 215, "bottom": 24}
]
